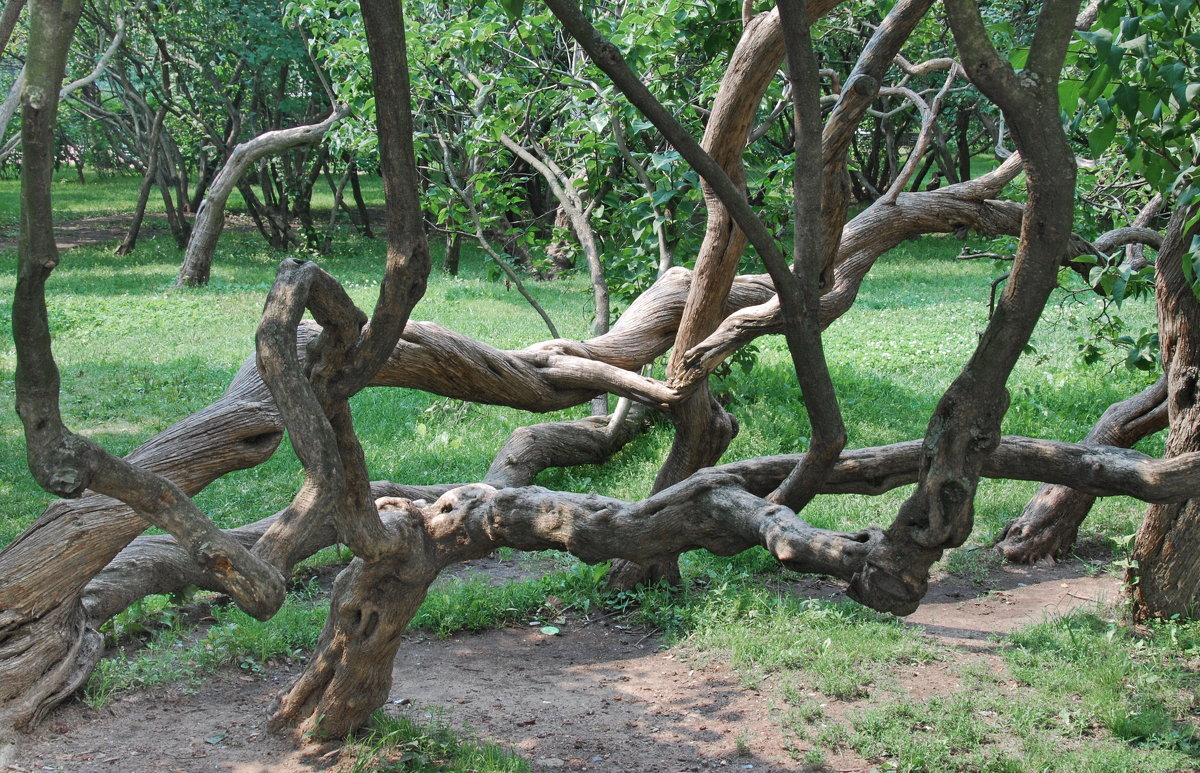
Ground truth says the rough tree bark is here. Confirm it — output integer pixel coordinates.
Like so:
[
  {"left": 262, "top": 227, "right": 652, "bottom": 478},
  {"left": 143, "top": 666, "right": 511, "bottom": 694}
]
[
  {"left": 992, "top": 222, "right": 1169, "bottom": 563},
  {"left": 8, "top": 0, "right": 1195, "bottom": 751},
  {"left": 263, "top": 0, "right": 436, "bottom": 739},
  {"left": 4, "top": 0, "right": 284, "bottom": 741},
  {"left": 176, "top": 106, "right": 349, "bottom": 288},
  {"left": 1129, "top": 203, "right": 1200, "bottom": 621},
  {"left": 545, "top": 0, "right": 935, "bottom": 586}
]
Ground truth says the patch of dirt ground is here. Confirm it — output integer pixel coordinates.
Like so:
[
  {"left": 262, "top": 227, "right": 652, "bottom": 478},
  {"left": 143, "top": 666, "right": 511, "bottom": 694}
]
[{"left": 10, "top": 558, "right": 1121, "bottom": 773}]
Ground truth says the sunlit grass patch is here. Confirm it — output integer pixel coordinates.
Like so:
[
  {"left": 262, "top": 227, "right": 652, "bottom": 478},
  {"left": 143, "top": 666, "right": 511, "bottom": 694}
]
[
  {"left": 797, "top": 611, "right": 1200, "bottom": 773},
  {"left": 671, "top": 563, "right": 936, "bottom": 699},
  {"left": 345, "top": 712, "right": 529, "bottom": 773}
]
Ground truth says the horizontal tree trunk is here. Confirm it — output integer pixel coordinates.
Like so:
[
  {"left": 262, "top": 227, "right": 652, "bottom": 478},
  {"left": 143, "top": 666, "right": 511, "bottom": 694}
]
[{"left": 996, "top": 376, "right": 1167, "bottom": 563}]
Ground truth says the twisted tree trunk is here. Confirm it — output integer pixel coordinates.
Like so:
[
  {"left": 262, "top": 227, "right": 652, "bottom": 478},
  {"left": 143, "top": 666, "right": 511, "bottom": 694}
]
[
  {"left": 847, "top": 0, "right": 1080, "bottom": 615},
  {"left": 1129, "top": 203, "right": 1200, "bottom": 621},
  {"left": 176, "top": 106, "right": 348, "bottom": 288}
]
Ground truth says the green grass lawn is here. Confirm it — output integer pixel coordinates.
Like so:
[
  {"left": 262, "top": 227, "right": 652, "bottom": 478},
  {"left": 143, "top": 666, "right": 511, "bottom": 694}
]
[
  {"left": 0, "top": 169, "right": 387, "bottom": 230},
  {"left": 0, "top": 178, "right": 1188, "bottom": 771}
]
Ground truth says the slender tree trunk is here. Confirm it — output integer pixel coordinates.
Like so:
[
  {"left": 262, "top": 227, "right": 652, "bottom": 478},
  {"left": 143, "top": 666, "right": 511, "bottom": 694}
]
[
  {"left": 443, "top": 232, "right": 461, "bottom": 275},
  {"left": 5, "top": 0, "right": 284, "bottom": 738},
  {"left": 155, "top": 163, "right": 190, "bottom": 248},
  {"left": 1130, "top": 203, "right": 1200, "bottom": 621},
  {"left": 544, "top": 202, "right": 576, "bottom": 273},
  {"left": 0, "top": 0, "right": 25, "bottom": 58},
  {"left": 955, "top": 105, "right": 972, "bottom": 183},
  {"left": 320, "top": 163, "right": 352, "bottom": 254},
  {"left": 115, "top": 107, "right": 166, "bottom": 256},
  {"left": 266, "top": 0, "right": 433, "bottom": 740},
  {"left": 346, "top": 156, "right": 374, "bottom": 238}
]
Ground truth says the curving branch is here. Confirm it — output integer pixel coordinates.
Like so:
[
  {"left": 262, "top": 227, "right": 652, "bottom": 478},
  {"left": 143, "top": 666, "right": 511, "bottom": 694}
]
[
  {"left": 878, "top": 65, "right": 961, "bottom": 205},
  {"left": 176, "top": 105, "right": 349, "bottom": 288},
  {"left": 844, "top": 0, "right": 1083, "bottom": 616}
]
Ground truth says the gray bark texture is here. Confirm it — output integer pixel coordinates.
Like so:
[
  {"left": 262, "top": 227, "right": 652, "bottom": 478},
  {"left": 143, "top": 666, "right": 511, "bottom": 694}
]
[{"left": 1129, "top": 204, "right": 1200, "bottom": 621}]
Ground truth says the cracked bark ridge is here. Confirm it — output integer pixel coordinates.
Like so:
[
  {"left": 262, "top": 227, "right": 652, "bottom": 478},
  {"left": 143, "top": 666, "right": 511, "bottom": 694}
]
[
  {"left": 0, "top": 258, "right": 771, "bottom": 736},
  {"left": 4, "top": 0, "right": 287, "bottom": 738},
  {"left": 265, "top": 0, "right": 439, "bottom": 739}
]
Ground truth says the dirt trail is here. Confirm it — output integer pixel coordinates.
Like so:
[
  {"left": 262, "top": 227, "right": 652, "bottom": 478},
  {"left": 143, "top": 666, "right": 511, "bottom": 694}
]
[
  {"left": 11, "top": 559, "right": 1120, "bottom": 773},
  {"left": 0, "top": 215, "right": 163, "bottom": 253}
]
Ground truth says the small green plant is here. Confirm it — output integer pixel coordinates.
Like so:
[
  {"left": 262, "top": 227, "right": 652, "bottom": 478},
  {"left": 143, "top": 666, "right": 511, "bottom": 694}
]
[
  {"left": 101, "top": 588, "right": 196, "bottom": 643},
  {"left": 409, "top": 560, "right": 608, "bottom": 637},
  {"left": 84, "top": 588, "right": 328, "bottom": 706},
  {"left": 1006, "top": 612, "right": 1200, "bottom": 754},
  {"left": 682, "top": 585, "right": 936, "bottom": 700},
  {"left": 346, "top": 712, "right": 528, "bottom": 772},
  {"left": 941, "top": 545, "right": 1001, "bottom": 584}
]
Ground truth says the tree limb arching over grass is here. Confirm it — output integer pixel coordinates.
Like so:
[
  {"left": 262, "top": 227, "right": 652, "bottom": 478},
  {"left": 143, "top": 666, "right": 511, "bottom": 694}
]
[{"left": 176, "top": 105, "right": 351, "bottom": 288}]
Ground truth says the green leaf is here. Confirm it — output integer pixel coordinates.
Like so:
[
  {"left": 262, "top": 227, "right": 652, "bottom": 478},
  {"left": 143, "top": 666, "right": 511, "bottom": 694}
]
[
  {"left": 1114, "top": 83, "right": 1140, "bottom": 120},
  {"left": 1119, "top": 15, "right": 1141, "bottom": 38},
  {"left": 1080, "top": 62, "right": 1114, "bottom": 103},
  {"left": 1159, "top": 60, "right": 1186, "bottom": 87},
  {"left": 1175, "top": 82, "right": 1200, "bottom": 111},
  {"left": 1058, "top": 79, "right": 1082, "bottom": 115},
  {"left": 499, "top": 0, "right": 524, "bottom": 21},
  {"left": 1088, "top": 115, "right": 1118, "bottom": 156},
  {"left": 1118, "top": 34, "right": 1149, "bottom": 54},
  {"left": 540, "top": 625, "right": 560, "bottom": 636},
  {"left": 650, "top": 188, "right": 675, "bottom": 206}
]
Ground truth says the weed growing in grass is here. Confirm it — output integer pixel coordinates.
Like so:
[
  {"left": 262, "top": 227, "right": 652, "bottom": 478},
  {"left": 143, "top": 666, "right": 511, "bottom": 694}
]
[
  {"left": 1005, "top": 612, "right": 1200, "bottom": 754},
  {"left": 676, "top": 566, "right": 936, "bottom": 700},
  {"left": 804, "top": 612, "right": 1200, "bottom": 772},
  {"left": 410, "top": 561, "right": 609, "bottom": 637},
  {"left": 848, "top": 694, "right": 1015, "bottom": 772},
  {"left": 940, "top": 544, "right": 1003, "bottom": 583},
  {"left": 103, "top": 587, "right": 197, "bottom": 641},
  {"left": 800, "top": 747, "right": 825, "bottom": 767},
  {"left": 345, "top": 712, "right": 528, "bottom": 772}
]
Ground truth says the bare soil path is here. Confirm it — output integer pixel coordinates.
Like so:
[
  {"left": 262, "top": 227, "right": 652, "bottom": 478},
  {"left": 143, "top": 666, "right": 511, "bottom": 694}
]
[
  {"left": 0, "top": 215, "right": 172, "bottom": 253},
  {"left": 10, "top": 557, "right": 1121, "bottom": 773}
]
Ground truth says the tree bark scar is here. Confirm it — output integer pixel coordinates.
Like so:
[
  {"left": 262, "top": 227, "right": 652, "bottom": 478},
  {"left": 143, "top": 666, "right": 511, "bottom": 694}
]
[{"left": 1178, "top": 367, "right": 1199, "bottom": 412}]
